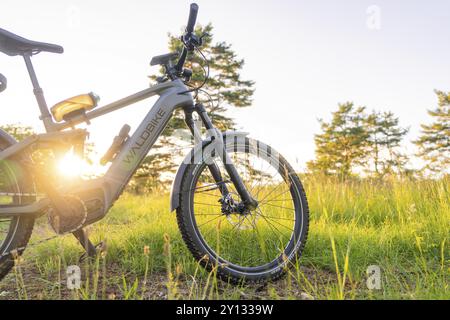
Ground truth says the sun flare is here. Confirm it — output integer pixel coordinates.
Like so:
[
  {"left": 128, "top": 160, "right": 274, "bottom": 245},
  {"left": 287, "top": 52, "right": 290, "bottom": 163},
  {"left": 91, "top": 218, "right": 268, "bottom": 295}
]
[{"left": 57, "top": 149, "right": 88, "bottom": 178}]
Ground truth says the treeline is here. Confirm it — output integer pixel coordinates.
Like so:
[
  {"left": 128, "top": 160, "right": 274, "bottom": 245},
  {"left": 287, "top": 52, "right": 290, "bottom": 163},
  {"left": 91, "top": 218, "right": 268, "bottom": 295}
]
[
  {"left": 2, "top": 88, "right": 447, "bottom": 186},
  {"left": 307, "top": 90, "right": 449, "bottom": 179}
]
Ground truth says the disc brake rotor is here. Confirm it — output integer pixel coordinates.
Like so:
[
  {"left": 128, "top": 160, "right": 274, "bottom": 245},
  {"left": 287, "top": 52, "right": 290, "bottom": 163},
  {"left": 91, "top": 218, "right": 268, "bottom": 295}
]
[
  {"left": 220, "top": 192, "right": 259, "bottom": 230},
  {"left": 226, "top": 213, "right": 258, "bottom": 230}
]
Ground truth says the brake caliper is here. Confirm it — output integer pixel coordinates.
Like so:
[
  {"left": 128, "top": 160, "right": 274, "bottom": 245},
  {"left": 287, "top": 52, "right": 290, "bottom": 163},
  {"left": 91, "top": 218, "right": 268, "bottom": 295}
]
[
  {"left": 219, "top": 193, "right": 250, "bottom": 216},
  {"left": 219, "top": 193, "right": 237, "bottom": 216}
]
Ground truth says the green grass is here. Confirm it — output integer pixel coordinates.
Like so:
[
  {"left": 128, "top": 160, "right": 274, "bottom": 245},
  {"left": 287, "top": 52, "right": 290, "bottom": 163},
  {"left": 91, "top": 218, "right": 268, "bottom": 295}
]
[{"left": 0, "top": 177, "right": 448, "bottom": 300}]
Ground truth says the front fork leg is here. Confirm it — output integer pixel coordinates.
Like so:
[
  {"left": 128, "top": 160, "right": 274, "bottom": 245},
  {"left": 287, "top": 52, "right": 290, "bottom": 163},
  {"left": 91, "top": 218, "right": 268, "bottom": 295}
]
[{"left": 184, "top": 104, "right": 258, "bottom": 210}]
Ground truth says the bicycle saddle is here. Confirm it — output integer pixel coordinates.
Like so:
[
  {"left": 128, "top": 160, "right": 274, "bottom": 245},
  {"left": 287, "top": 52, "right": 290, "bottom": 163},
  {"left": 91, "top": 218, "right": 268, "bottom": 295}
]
[{"left": 0, "top": 28, "right": 63, "bottom": 56}]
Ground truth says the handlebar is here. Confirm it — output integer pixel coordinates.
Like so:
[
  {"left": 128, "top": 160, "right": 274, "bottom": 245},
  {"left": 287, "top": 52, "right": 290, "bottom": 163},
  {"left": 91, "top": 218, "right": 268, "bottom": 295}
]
[
  {"left": 0, "top": 74, "right": 6, "bottom": 93},
  {"left": 175, "top": 3, "right": 199, "bottom": 73},
  {"left": 186, "top": 3, "right": 199, "bottom": 34}
]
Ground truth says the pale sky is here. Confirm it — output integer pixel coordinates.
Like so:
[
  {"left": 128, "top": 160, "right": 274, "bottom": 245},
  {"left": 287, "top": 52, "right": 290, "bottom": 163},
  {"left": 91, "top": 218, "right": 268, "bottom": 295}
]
[{"left": 0, "top": 0, "right": 449, "bottom": 171}]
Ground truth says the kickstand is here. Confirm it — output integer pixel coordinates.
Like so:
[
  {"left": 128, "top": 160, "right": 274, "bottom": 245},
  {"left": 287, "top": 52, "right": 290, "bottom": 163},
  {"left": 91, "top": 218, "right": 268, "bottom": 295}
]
[{"left": 73, "top": 228, "right": 97, "bottom": 262}]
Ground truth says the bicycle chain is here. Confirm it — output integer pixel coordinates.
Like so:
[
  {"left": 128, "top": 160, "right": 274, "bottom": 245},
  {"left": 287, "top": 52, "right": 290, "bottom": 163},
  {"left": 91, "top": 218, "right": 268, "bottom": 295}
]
[{"left": 0, "top": 234, "right": 60, "bottom": 259}]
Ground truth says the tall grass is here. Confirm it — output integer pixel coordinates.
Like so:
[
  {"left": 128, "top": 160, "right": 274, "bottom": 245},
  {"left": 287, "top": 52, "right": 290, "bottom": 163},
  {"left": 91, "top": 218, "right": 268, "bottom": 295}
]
[
  {"left": 2, "top": 177, "right": 448, "bottom": 300},
  {"left": 301, "top": 176, "right": 449, "bottom": 299}
]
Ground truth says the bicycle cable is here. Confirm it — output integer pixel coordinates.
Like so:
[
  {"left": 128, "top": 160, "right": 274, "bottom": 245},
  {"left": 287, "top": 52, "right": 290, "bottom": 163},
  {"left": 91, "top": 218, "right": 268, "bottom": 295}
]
[{"left": 179, "top": 45, "right": 210, "bottom": 95}]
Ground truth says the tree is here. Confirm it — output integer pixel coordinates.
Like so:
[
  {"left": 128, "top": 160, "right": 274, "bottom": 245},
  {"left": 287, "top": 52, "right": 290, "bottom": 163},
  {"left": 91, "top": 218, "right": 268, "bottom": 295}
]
[
  {"left": 129, "top": 143, "right": 176, "bottom": 194},
  {"left": 0, "top": 123, "right": 94, "bottom": 166},
  {"left": 414, "top": 90, "right": 450, "bottom": 176},
  {"left": 307, "top": 102, "right": 368, "bottom": 178},
  {"left": 133, "top": 24, "right": 255, "bottom": 192},
  {"left": 365, "top": 111, "right": 409, "bottom": 178},
  {"left": 167, "top": 24, "right": 255, "bottom": 129},
  {"left": 0, "top": 123, "right": 35, "bottom": 141}
]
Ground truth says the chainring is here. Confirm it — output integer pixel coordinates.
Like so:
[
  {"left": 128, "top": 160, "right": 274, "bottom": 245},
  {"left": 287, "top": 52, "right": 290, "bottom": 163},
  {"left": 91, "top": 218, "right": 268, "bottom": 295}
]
[{"left": 47, "top": 195, "right": 87, "bottom": 235}]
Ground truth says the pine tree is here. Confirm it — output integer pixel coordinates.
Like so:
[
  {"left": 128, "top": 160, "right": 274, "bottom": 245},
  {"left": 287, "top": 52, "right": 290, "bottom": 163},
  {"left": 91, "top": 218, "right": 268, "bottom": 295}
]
[
  {"left": 414, "top": 90, "right": 450, "bottom": 175},
  {"left": 307, "top": 102, "right": 368, "bottom": 178},
  {"left": 129, "top": 141, "right": 176, "bottom": 194},
  {"left": 164, "top": 24, "right": 255, "bottom": 129},
  {"left": 0, "top": 123, "right": 94, "bottom": 165},
  {"left": 365, "top": 111, "right": 409, "bottom": 177},
  {"left": 0, "top": 123, "right": 35, "bottom": 141},
  {"left": 134, "top": 24, "right": 255, "bottom": 192}
]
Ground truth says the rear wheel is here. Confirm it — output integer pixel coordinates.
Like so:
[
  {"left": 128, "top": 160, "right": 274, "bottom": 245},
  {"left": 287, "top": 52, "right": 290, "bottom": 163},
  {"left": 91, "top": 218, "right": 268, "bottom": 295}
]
[
  {"left": 0, "top": 139, "right": 35, "bottom": 280},
  {"left": 177, "top": 137, "right": 309, "bottom": 283}
]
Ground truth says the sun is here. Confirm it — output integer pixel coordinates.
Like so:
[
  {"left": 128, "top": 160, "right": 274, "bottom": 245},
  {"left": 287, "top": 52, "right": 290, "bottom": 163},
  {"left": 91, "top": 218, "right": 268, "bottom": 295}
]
[
  {"left": 57, "top": 148, "right": 108, "bottom": 178},
  {"left": 57, "top": 148, "right": 89, "bottom": 178}
]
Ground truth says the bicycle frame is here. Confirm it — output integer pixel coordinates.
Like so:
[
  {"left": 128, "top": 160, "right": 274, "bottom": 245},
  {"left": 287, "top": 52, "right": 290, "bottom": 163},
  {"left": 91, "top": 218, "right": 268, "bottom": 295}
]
[
  {"left": 0, "top": 53, "right": 257, "bottom": 226},
  {"left": 0, "top": 78, "right": 194, "bottom": 220}
]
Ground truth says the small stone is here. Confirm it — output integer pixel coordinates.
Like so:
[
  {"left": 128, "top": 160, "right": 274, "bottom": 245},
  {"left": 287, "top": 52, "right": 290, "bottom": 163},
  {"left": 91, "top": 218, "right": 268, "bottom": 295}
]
[{"left": 300, "top": 292, "right": 314, "bottom": 300}]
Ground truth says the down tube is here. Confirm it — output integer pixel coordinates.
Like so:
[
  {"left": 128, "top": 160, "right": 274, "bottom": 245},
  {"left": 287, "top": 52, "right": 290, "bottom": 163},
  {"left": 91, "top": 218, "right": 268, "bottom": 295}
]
[{"left": 104, "top": 89, "right": 193, "bottom": 203}]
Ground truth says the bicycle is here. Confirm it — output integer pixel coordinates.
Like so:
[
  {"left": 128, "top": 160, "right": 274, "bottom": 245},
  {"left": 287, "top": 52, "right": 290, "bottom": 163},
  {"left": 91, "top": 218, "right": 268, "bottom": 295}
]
[{"left": 0, "top": 3, "right": 309, "bottom": 283}]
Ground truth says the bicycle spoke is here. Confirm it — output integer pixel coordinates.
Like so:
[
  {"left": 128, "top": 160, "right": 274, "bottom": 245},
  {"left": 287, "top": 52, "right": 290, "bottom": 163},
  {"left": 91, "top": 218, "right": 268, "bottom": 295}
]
[
  {"left": 230, "top": 216, "right": 246, "bottom": 233},
  {"left": 258, "top": 198, "right": 291, "bottom": 203},
  {"left": 194, "top": 191, "right": 221, "bottom": 198},
  {"left": 257, "top": 211, "right": 294, "bottom": 232},
  {"left": 191, "top": 180, "right": 231, "bottom": 193},
  {"left": 196, "top": 214, "right": 225, "bottom": 228},
  {"left": 256, "top": 213, "right": 295, "bottom": 222},
  {"left": 258, "top": 183, "right": 289, "bottom": 204},
  {"left": 259, "top": 202, "right": 296, "bottom": 211},
  {"left": 256, "top": 208, "right": 287, "bottom": 238},
  {"left": 193, "top": 202, "right": 221, "bottom": 207},
  {"left": 259, "top": 188, "right": 291, "bottom": 205}
]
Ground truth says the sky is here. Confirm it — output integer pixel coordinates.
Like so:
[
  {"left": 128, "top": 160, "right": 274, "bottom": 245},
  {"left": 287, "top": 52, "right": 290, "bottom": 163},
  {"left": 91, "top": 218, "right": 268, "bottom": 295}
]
[{"left": 0, "top": 0, "right": 449, "bottom": 172}]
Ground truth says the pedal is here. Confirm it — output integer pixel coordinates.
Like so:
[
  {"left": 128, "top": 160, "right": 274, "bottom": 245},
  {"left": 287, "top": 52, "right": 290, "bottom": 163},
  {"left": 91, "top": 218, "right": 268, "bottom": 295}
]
[{"left": 100, "top": 124, "right": 130, "bottom": 165}]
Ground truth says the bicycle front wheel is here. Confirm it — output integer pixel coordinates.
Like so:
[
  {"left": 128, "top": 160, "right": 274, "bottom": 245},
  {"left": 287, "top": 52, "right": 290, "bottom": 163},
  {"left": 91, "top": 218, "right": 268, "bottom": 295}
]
[{"left": 177, "top": 136, "right": 309, "bottom": 283}]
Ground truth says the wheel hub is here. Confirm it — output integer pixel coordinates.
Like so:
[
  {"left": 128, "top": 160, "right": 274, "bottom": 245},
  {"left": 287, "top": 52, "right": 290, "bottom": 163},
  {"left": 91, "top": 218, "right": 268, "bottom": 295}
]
[
  {"left": 219, "top": 193, "right": 249, "bottom": 216},
  {"left": 219, "top": 193, "right": 258, "bottom": 230}
]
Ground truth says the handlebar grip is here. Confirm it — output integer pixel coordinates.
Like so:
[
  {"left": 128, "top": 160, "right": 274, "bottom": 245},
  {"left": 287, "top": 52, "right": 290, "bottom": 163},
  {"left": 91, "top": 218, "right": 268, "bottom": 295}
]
[
  {"left": 0, "top": 74, "right": 7, "bottom": 93},
  {"left": 186, "top": 3, "right": 199, "bottom": 34}
]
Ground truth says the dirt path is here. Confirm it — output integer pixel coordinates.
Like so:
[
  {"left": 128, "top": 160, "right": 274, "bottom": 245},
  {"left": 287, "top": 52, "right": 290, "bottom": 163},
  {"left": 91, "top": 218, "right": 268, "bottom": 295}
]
[{"left": 0, "top": 262, "right": 337, "bottom": 300}]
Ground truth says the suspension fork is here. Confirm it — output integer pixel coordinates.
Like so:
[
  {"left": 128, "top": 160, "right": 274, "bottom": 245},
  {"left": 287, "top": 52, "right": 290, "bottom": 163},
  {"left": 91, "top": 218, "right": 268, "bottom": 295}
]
[{"left": 183, "top": 104, "right": 258, "bottom": 210}]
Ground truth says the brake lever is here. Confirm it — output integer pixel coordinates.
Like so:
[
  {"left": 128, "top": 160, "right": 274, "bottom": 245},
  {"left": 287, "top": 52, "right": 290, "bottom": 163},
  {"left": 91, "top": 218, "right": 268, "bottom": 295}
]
[
  {"left": 182, "top": 32, "right": 208, "bottom": 52},
  {"left": 199, "top": 32, "right": 210, "bottom": 45},
  {"left": 181, "top": 35, "right": 196, "bottom": 51}
]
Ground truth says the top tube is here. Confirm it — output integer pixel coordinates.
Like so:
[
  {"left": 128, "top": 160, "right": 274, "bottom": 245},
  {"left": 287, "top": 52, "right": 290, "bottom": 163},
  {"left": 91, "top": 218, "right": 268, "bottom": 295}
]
[{"left": 46, "top": 80, "right": 187, "bottom": 132}]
